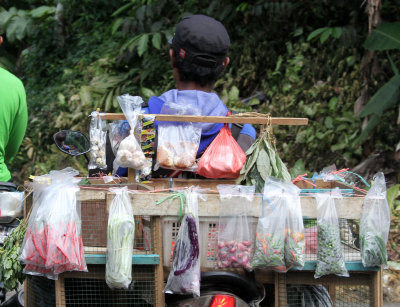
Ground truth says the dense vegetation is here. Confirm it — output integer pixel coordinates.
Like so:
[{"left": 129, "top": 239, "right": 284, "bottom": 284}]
[{"left": 0, "top": 0, "right": 399, "bottom": 184}]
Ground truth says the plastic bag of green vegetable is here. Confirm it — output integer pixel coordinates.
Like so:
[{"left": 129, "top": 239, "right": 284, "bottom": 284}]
[
  {"left": 216, "top": 185, "right": 255, "bottom": 271},
  {"left": 106, "top": 187, "right": 135, "bottom": 289},
  {"left": 164, "top": 187, "right": 203, "bottom": 297},
  {"left": 314, "top": 189, "right": 349, "bottom": 278},
  {"left": 252, "top": 178, "right": 288, "bottom": 272},
  {"left": 360, "top": 172, "right": 390, "bottom": 267}
]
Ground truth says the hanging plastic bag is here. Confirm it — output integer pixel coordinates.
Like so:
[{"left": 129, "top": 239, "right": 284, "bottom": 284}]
[
  {"left": 155, "top": 102, "right": 201, "bottom": 171},
  {"left": 114, "top": 95, "right": 148, "bottom": 170},
  {"left": 88, "top": 111, "right": 107, "bottom": 170},
  {"left": 252, "top": 179, "right": 287, "bottom": 272},
  {"left": 314, "top": 189, "right": 349, "bottom": 278},
  {"left": 20, "top": 168, "right": 87, "bottom": 280},
  {"left": 164, "top": 188, "right": 202, "bottom": 296},
  {"left": 216, "top": 185, "right": 254, "bottom": 271},
  {"left": 106, "top": 187, "right": 135, "bottom": 289},
  {"left": 109, "top": 120, "right": 130, "bottom": 174},
  {"left": 283, "top": 181, "right": 305, "bottom": 270},
  {"left": 196, "top": 124, "right": 246, "bottom": 178},
  {"left": 360, "top": 172, "right": 390, "bottom": 267}
]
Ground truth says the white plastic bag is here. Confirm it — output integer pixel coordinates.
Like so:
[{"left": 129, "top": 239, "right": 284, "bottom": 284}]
[
  {"left": 114, "top": 95, "right": 148, "bottom": 170},
  {"left": 20, "top": 168, "right": 87, "bottom": 280},
  {"left": 164, "top": 188, "right": 203, "bottom": 296},
  {"left": 360, "top": 172, "right": 390, "bottom": 267},
  {"left": 217, "top": 185, "right": 255, "bottom": 271},
  {"left": 0, "top": 191, "right": 23, "bottom": 220},
  {"left": 314, "top": 189, "right": 349, "bottom": 278},
  {"left": 106, "top": 187, "right": 135, "bottom": 289},
  {"left": 88, "top": 111, "right": 107, "bottom": 170}
]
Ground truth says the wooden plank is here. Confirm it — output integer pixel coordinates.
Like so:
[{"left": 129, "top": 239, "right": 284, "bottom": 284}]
[
  {"left": 100, "top": 113, "right": 308, "bottom": 126},
  {"left": 284, "top": 271, "right": 372, "bottom": 286},
  {"left": 103, "top": 192, "right": 364, "bottom": 219},
  {"left": 84, "top": 254, "right": 160, "bottom": 265}
]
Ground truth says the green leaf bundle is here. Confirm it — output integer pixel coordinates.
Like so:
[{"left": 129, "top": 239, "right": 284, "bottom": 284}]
[{"left": 237, "top": 130, "right": 291, "bottom": 192}]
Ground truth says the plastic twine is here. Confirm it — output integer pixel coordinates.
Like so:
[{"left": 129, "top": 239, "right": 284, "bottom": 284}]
[{"left": 156, "top": 191, "right": 187, "bottom": 222}]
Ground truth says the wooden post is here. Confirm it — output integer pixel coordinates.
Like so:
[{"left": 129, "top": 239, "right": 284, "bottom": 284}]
[
  {"left": 55, "top": 277, "right": 66, "bottom": 307},
  {"left": 153, "top": 216, "right": 165, "bottom": 306},
  {"left": 370, "top": 270, "right": 383, "bottom": 307},
  {"left": 275, "top": 272, "right": 287, "bottom": 307}
]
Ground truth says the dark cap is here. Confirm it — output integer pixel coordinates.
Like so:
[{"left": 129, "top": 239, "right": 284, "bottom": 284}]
[{"left": 170, "top": 14, "right": 230, "bottom": 68}]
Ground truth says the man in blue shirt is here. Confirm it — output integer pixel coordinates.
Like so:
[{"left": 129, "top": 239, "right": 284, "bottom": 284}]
[
  {"left": 117, "top": 15, "right": 255, "bottom": 177},
  {"left": 148, "top": 14, "right": 255, "bottom": 152}
]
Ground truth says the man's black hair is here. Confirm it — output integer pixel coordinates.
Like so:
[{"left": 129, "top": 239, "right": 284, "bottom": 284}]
[{"left": 173, "top": 49, "right": 225, "bottom": 87}]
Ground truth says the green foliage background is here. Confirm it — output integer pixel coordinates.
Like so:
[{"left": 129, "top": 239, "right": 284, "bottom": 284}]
[{"left": 0, "top": 0, "right": 399, "bottom": 184}]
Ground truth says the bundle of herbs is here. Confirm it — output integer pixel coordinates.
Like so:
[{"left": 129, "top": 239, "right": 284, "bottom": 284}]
[
  {"left": 0, "top": 218, "right": 27, "bottom": 291},
  {"left": 237, "top": 127, "right": 291, "bottom": 192}
]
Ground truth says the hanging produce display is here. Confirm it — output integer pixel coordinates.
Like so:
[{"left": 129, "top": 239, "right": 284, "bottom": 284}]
[{"left": 237, "top": 127, "right": 291, "bottom": 192}]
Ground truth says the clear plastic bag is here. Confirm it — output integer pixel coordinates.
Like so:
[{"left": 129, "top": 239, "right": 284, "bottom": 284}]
[
  {"left": 283, "top": 181, "right": 305, "bottom": 270},
  {"left": 106, "top": 187, "right": 135, "bottom": 289},
  {"left": 155, "top": 102, "right": 201, "bottom": 171},
  {"left": 314, "top": 189, "right": 349, "bottom": 278},
  {"left": 164, "top": 188, "right": 203, "bottom": 296},
  {"left": 109, "top": 120, "right": 130, "bottom": 174},
  {"left": 216, "top": 185, "right": 255, "bottom": 271},
  {"left": 20, "top": 168, "right": 87, "bottom": 280},
  {"left": 196, "top": 124, "right": 246, "bottom": 178},
  {"left": 114, "top": 95, "right": 148, "bottom": 170},
  {"left": 360, "top": 172, "right": 390, "bottom": 267},
  {"left": 88, "top": 111, "right": 107, "bottom": 170}
]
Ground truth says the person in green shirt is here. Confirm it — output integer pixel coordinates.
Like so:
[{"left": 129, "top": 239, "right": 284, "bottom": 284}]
[{"left": 0, "top": 60, "right": 28, "bottom": 182}]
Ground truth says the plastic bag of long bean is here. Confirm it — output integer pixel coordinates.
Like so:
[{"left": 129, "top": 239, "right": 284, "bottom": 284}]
[
  {"left": 314, "top": 189, "right": 349, "bottom": 278},
  {"left": 252, "top": 178, "right": 287, "bottom": 272},
  {"left": 360, "top": 172, "right": 390, "bottom": 267}
]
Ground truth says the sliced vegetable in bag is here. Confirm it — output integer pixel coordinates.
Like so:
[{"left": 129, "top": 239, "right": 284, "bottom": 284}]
[
  {"left": 314, "top": 189, "right": 348, "bottom": 278},
  {"left": 155, "top": 102, "right": 201, "bottom": 171},
  {"left": 252, "top": 179, "right": 287, "bottom": 272},
  {"left": 217, "top": 185, "right": 255, "bottom": 271},
  {"left": 164, "top": 188, "right": 204, "bottom": 297},
  {"left": 106, "top": 187, "right": 135, "bottom": 289},
  {"left": 114, "top": 95, "right": 148, "bottom": 170},
  {"left": 360, "top": 172, "right": 390, "bottom": 267},
  {"left": 88, "top": 111, "right": 107, "bottom": 170},
  {"left": 20, "top": 168, "right": 87, "bottom": 280},
  {"left": 196, "top": 124, "right": 246, "bottom": 178}
]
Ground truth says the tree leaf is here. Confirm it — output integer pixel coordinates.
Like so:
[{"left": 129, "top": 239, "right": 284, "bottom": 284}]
[
  {"left": 111, "top": 18, "right": 124, "bottom": 35},
  {"left": 307, "top": 27, "right": 327, "bottom": 41},
  {"left": 363, "top": 22, "right": 400, "bottom": 51},
  {"left": 30, "top": 6, "right": 55, "bottom": 19},
  {"left": 358, "top": 74, "right": 400, "bottom": 117},
  {"left": 152, "top": 32, "right": 161, "bottom": 50},
  {"left": 137, "top": 34, "right": 149, "bottom": 57}
]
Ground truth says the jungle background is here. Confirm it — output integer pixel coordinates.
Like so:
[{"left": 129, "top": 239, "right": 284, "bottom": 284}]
[{"left": 1, "top": 0, "right": 400, "bottom": 302}]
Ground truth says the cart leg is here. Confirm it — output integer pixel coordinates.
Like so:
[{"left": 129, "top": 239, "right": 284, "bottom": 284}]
[
  {"left": 275, "top": 272, "right": 287, "bottom": 307},
  {"left": 371, "top": 270, "right": 383, "bottom": 307},
  {"left": 154, "top": 216, "right": 165, "bottom": 306},
  {"left": 55, "top": 277, "right": 66, "bottom": 307}
]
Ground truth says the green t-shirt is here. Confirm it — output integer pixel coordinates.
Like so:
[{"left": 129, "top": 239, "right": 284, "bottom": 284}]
[{"left": 0, "top": 67, "right": 28, "bottom": 181}]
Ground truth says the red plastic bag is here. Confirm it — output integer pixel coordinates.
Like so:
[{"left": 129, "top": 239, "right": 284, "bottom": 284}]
[{"left": 196, "top": 124, "right": 246, "bottom": 178}]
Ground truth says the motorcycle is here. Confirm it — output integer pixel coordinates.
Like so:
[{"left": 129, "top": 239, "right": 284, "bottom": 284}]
[
  {"left": 0, "top": 182, "right": 24, "bottom": 307},
  {"left": 53, "top": 130, "right": 266, "bottom": 306}
]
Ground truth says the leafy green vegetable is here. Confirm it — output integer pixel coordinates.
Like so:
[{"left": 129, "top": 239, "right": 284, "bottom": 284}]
[
  {"left": 237, "top": 130, "right": 291, "bottom": 192},
  {"left": 0, "top": 219, "right": 27, "bottom": 291}
]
